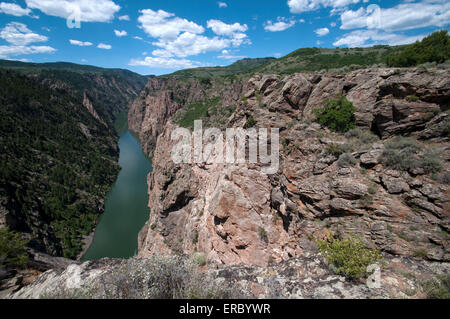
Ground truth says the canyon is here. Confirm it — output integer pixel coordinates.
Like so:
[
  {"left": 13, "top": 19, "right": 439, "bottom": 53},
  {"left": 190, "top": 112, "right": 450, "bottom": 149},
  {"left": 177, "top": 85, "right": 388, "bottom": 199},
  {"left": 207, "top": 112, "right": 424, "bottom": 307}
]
[{"left": 3, "top": 56, "right": 450, "bottom": 299}]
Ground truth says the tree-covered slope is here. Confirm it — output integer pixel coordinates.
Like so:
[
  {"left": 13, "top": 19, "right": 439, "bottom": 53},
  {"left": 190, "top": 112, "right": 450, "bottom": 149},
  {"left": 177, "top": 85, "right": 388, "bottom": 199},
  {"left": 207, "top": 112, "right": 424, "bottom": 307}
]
[{"left": 0, "top": 70, "right": 124, "bottom": 259}]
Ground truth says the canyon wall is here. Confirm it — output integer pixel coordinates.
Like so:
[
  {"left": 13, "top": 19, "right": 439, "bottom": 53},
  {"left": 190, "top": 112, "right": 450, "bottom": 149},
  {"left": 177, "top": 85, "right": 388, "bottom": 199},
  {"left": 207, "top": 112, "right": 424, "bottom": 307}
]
[{"left": 131, "top": 67, "right": 449, "bottom": 268}]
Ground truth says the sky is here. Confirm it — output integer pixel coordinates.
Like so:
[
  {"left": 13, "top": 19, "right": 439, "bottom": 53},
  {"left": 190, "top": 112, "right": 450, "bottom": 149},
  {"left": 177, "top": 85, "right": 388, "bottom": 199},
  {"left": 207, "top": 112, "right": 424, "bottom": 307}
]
[{"left": 0, "top": 0, "right": 448, "bottom": 75}]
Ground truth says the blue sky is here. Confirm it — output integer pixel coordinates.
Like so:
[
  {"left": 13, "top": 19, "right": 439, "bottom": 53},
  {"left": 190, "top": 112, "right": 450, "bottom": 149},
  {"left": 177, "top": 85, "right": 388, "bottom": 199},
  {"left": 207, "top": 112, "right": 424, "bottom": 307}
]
[{"left": 0, "top": 0, "right": 448, "bottom": 75}]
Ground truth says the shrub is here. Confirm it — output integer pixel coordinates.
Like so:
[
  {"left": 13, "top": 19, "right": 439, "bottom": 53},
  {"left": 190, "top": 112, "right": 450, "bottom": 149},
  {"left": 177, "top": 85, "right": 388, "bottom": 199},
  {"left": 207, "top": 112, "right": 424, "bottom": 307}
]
[
  {"left": 344, "top": 128, "right": 379, "bottom": 145},
  {"left": 313, "top": 96, "right": 356, "bottom": 133},
  {"left": 42, "top": 256, "right": 243, "bottom": 299},
  {"left": 258, "top": 227, "right": 268, "bottom": 243},
  {"left": 325, "top": 144, "right": 345, "bottom": 157},
  {"left": 413, "top": 249, "right": 429, "bottom": 259},
  {"left": 316, "top": 235, "right": 382, "bottom": 279},
  {"left": 406, "top": 95, "right": 419, "bottom": 102},
  {"left": 191, "top": 252, "right": 207, "bottom": 266},
  {"left": 0, "top": 227, "right": 29, "bottom": 269},
  {"left": 381, "top": 137, "right": 443, "bottom": 174},
  {"left": 359, "top": 194, "right": 374, "bottom": 208},
  {"left": 244, "top": 115, "right": 257, "bottom": 128},
  {"left": 421, "top": 275, "right": 450, "bottom": 299},
  {"left": 338, "top": 153, "right": 357, "bottom": 168}
]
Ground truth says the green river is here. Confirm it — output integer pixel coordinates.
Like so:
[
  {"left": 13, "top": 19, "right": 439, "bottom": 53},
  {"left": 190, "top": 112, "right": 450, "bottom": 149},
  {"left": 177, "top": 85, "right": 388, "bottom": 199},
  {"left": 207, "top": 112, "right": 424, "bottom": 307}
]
[{"left": 82, "top": 115, "right": 152, "bottom": 260}]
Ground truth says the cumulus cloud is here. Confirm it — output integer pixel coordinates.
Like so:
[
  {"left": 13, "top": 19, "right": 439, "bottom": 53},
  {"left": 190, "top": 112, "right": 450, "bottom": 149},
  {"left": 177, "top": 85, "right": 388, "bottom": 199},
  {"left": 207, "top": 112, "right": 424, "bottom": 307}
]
[
  {"left": 69, "top": 39, "right": 92, "bottom": 46},
  {"left": 0, "top": 45, "right": 55, "bottom": 59},
  {"left": 218, "top": 49, "right": 246, "bottom": 59},
  {"left": 0, "top": 2, "right": 31, "bottom": 16},
  {"left": 97, "top": 43, "right": 112, "bottom": 50},
  {"left": 129, "top": 56, "right": 206, "bottom": 69},
  {"left": 207, "top": 19, "right": 248, "bottom": 36},
  {"left": 138, "top": 9, "right": 204, "bottom": 40},
  {"left": 340, "top": 1, "right": 450, "bottom": 32},
  {"left": 0, "top": 22, "right": 47, "bottom": 45},
  {"left": 288, "top": 0, "right": 361, "bottom": 13},
  {"left": 264, "top": 17, "right": 296, "bottom": 32},
  {"left": 25, "top": 0, "right": 120, "bottom": 22},
  {"left": 118, "top": 15, "right": 130, "bottom": 21},
  {"left": 114, "top": 30, "right": 127, "bottom": 37},
  {"left": 0, "top": 22, "right": 55, "bottom": 59},
  {"left": 333, "top": 29, "right": 426, "bottom": 47},
  {"left": 152, "top": 32, "right": 229, "bottom": 58},
  {"left": 137, "top": 10, "right": 249, "bottom": 60},
  {"left": 218, "top": 2, "right": 227, "bottom": 8},
  {"left": 314, "top": 27, "right": 330, "bottom": 36}
]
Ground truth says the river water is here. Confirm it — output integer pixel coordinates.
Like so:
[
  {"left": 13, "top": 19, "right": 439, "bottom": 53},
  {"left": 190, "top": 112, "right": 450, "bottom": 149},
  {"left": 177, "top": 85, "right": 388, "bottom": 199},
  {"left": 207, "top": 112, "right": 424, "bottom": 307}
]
[{"left": 82, "top": 118, "right": 152, "bottom": 260}]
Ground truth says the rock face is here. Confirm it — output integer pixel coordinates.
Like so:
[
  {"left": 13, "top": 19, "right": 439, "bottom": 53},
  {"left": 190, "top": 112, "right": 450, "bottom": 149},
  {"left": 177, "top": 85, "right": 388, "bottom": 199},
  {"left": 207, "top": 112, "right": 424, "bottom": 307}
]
[{"left": 134, "top": 67, "right": 449, "bottom": 271}]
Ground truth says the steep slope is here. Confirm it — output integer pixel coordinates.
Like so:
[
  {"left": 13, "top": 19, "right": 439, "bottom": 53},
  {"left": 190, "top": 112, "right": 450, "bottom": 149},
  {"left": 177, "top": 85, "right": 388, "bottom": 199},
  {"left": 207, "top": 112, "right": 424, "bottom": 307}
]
[{"left": 0, "top": 62, "right": 147, "bottom": 259}]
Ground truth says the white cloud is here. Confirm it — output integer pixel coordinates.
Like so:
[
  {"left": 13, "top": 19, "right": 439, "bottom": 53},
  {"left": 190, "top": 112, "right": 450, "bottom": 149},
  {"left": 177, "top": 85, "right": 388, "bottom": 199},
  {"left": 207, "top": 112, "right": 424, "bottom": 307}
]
[
  {"left": 218, "top": 50, "right": 246, "bottom": 59},
  {"left": 129, "top": 56, "right": 206, "bottom": 69},
  {"left": 118, "top": 15, "right": 130, "bottom": 21},
  {"left": 152, "top": 32, "right": 230, "bottom": 58},
  {"left": 69, "top": 39, "right": 92, "bottom": 46},
  {"left": 264, "top": 17, "right": 296, "bottom": 32},
  {"left": 333, "top": 29, "right": 426, "bottom": 47},
  {"left": 340, "top": 1, "right": 450, "bottom": 32},
  {"left": 314, "top": 27, "right": 330, "bottom": 36},
  {"left": 138, "top": 9, "right": 204, "bottom": 40},
  {"left": 0, "top": 22, "right": 47, "bottom": 45},
  {"left": 25, "top": 0, "right": 120, "bottom": 22},
  {"left": 0, "top": 45, "right": 55, "bottom": 58},
  {"left": 97, "top": 43, "right": 112, "bottom": 50},
  {"left": 288, "top": 0, "right": 361, "bottom": 13},
  {"left": 0, "top": 22, "right": 55, "bottom": 59},
  {"left": 137, "top": 10, "right": 249, "bottom": 59},
  {"left": 114, "top": 30, "right": 127, "bottom": 37},
  {"left": 0, "top": 2, "right": 31, "bottom": 16},
  {"left": 207, "top": 19, "right": 248, "bottom": 36},
  {"left": 133, "top": 36, "right": 143, "bottom": 40},
  {"left": 218, "top": 2, "right": 227, "bottom": 8}
]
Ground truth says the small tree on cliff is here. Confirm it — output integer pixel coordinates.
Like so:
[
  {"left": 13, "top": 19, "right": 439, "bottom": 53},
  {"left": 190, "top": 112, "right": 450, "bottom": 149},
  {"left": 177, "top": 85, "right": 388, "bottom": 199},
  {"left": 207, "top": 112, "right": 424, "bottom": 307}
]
[{"left": 313, "top": 95, "right": 356, "bottom": 133}]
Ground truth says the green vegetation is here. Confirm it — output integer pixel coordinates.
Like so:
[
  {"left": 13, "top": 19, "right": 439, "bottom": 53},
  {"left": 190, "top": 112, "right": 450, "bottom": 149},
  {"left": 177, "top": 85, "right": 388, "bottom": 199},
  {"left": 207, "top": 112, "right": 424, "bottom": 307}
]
[
  {"left": 0, "top": 227, "right": 29, "bottom": 269},
  {"left": 381, "top": 137, "right": 443, "bottom": 174},
  {"left": 258, "top": 227, "right": 268, "bottom": 243},
  {"left": 316, "top": 235, "right": 382, "bottom": 279},
  {"left": 386, "top": 31, "right": 450, "bottom": 67},
  {"left": 191, "top": 252, "right": 207, "bottom": 266},
  {"left": 338, "top": 153, "right": 357, "bottom": 168},
  {"left": 253, "top": 46, "right": 394, "bottom": 75},
  {"left": 313, "top": 96, "right": 356, "bottom": 133},
  {"left": 174, "top": 97, "right": 221, "bottom": 128},
  {"left": 421, "top": 275, "right": 450, "bottom": 299},
  {"left": 165, "top": 58, "right": 275, "bottom": 78},
  {"left": 325, "top": 144, "right": 346, "bottom": 157},
  {"left": 41, "top": 256, "right": 243, "bottom": 299},
  {"left": 244, "top": 115, "right": 257, "bottom": 129},
  {"left": 0, "top": 70, "right": 121, "bottom": 258}
]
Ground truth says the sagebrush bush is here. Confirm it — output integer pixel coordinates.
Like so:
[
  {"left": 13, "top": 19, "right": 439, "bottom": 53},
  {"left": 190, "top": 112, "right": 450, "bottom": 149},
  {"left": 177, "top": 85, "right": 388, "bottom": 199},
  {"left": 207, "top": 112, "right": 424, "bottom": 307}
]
[
  {"left": 42, "top": 256, "right": 244, "bottom": 299},
  {"left": 344, "top": 128, "right": 379, "bottom": 145},
  {"left": 0, "top": 227, "right": 29, "bottom": 269},
  {"left": 338, "top": 153, "right": 357, "bottom": 168},
  {"left": 381, "top": 137, "right": 443, "bottom": 174},
  {"left": 313, "top": 96, "right": 356, "bottom": 133},
  {"left": 421, "top": 275, "right": 450, "bottom": 299},
  {"left": 316, "top": 235, "right": 382, "bottom": 279}
]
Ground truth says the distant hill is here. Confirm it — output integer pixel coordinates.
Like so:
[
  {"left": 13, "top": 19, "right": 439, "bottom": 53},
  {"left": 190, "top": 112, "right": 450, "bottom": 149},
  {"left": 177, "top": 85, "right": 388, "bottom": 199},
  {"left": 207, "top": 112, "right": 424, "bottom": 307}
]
[
  {"left": 252, "top": 46, "right": 398, "bottom": 75},
  {"left": 0, "top": 59, "right": 149, "bottom": 125},
  {"left": 163, "top": 57, "right": 275, "bottom": 78}
]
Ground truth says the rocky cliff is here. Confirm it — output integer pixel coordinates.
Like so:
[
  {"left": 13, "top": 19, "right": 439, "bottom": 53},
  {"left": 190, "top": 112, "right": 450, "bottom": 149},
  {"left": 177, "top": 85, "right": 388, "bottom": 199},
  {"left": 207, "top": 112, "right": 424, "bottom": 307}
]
[{"left": 134, "top": 67, "right": 449, "bottom": 266}]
